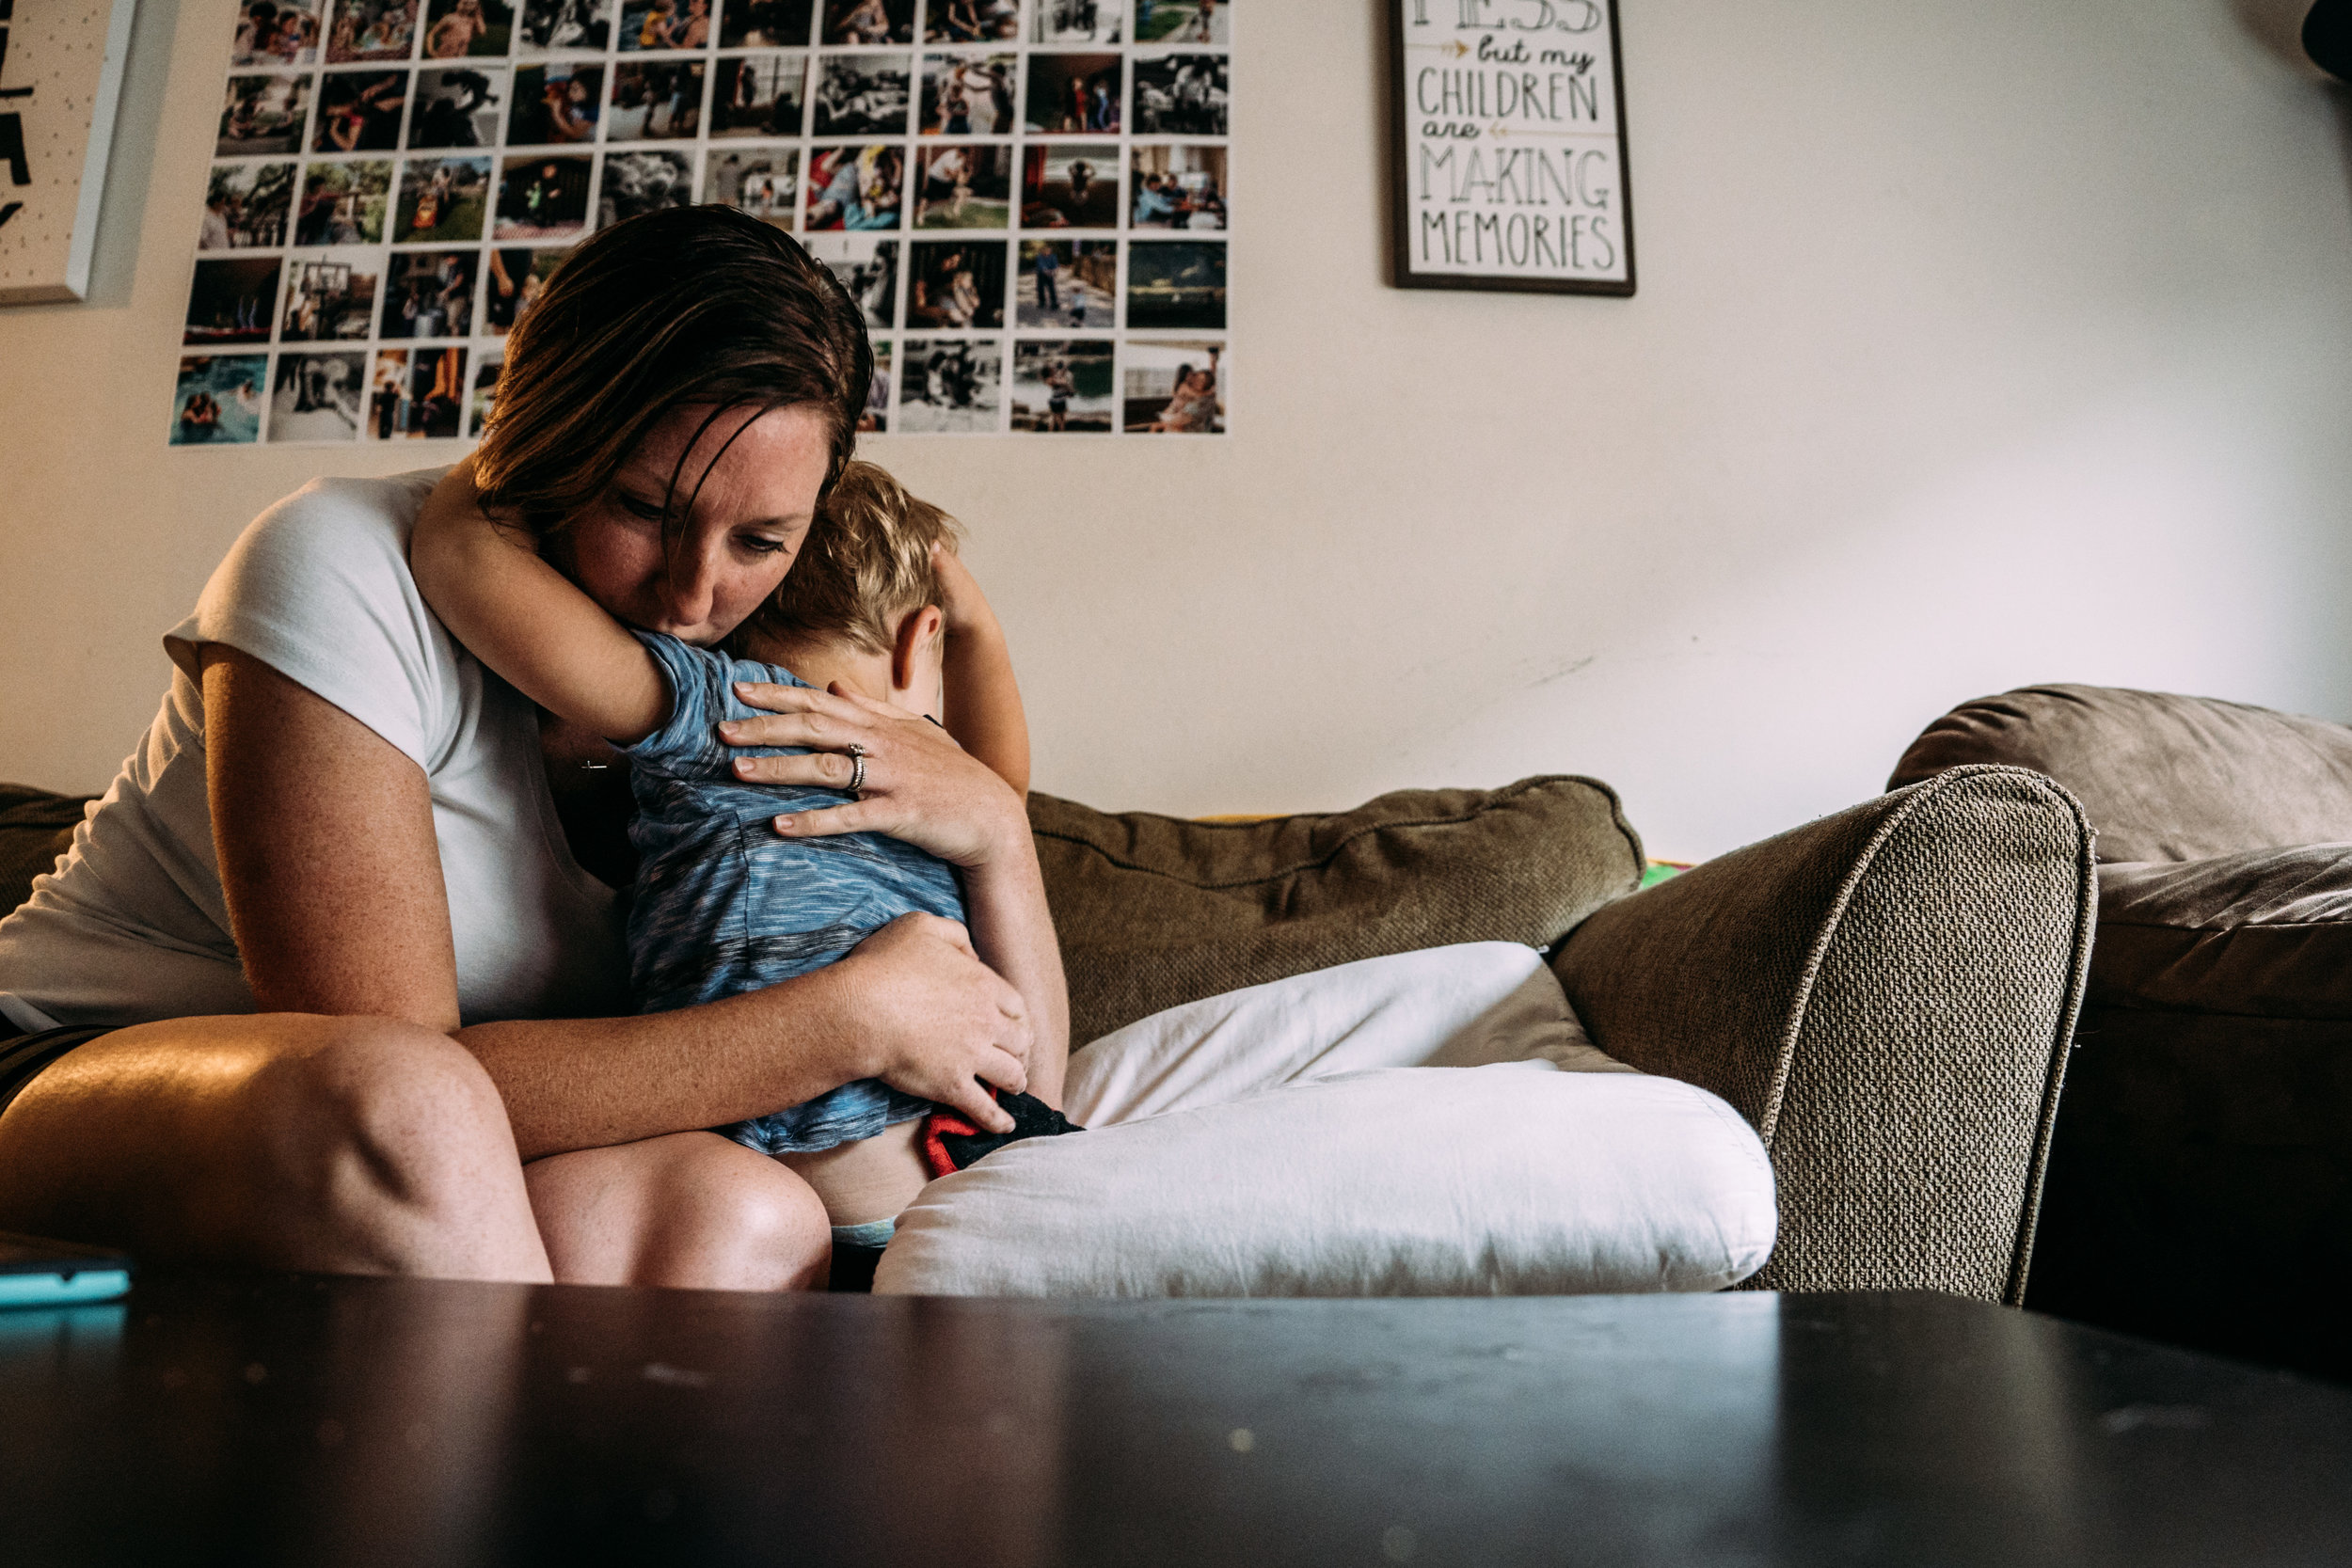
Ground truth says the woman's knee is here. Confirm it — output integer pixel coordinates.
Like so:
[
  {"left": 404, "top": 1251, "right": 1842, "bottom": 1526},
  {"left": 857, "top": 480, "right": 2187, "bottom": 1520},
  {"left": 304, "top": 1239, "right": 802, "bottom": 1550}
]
[
  {"left": 238, "top": 1017, "right": 532, "bottom": 1257},
  {"left": 0, "top": 1013, "right": 540, "bottom": 1278}
]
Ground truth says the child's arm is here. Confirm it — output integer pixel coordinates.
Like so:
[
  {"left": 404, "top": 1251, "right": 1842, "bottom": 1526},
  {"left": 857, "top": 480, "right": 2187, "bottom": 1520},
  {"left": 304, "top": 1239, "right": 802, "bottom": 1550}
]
[
  {"left": 931, "top": 545, "right": 1030, "bottom": 797},
  {"left": 410, "top": 457, "right": 671, "bottom": 743}
]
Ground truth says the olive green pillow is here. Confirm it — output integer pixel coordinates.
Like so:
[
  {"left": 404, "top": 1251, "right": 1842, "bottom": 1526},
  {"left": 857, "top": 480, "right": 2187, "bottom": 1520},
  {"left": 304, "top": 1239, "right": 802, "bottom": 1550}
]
[
  {"left": 1, "top": 784, "right": 88, "bottom": 921},
  {"left": 1031, "top": 776, "right": 1645, "bottom": 1047}
]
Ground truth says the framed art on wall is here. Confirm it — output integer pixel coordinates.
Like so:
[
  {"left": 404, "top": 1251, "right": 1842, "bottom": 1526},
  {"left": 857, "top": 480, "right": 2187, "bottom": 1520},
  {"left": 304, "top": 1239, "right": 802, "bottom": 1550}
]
[
  {"left": 0, "top": 0, "right": 140, "bottom": 304},
  {"left": 1386, "top": 0, "right": 1632, "bottom": 296}
]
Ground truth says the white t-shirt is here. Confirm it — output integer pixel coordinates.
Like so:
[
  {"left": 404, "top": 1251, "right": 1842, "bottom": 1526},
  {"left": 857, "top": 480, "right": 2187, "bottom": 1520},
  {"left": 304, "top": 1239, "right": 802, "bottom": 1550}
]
[{"left": 0, "top": 470, "right": 628, "bottom": 1032}]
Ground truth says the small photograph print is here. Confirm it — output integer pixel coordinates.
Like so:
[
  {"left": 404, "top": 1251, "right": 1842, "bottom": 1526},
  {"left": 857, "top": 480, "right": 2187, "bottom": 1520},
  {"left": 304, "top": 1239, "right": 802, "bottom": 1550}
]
[
  {"left": 861, "top": 339, "right": 891, "bottom": 431},
  {"left": 516, "top": 0, "right": 612, "bottom": 49},
  {"left": 1032, "top": 0, "right": 1120, "bottom": 43},
  {"left": 509, "top": 63, "right": 604, "bottom": 144},
  {"left": 327, "top": 0, "right": 419, "bottom": 60},
  {"left": 1134, "top": 0, "right": 1224, "bottom": 43},
  {"left": 313, "top": 70, "right": 410, "bottom": 152},
  {"left": 703, "top": 145, "right": 800, "bottom": 227},
  {"left": 171, "top": 356, "right": 268, "bottom": 445},
  {"left": 803, "top": 232, "right": 896, "bottom": 326},
  {"left": 803, "top": 143, "right": 903, "bottom": 230},
  {"left": 914, "top": 143, "right": 1010, "bottom": 229},
  {"left": 421, "top": 0, "right": 515, "bottom": 56},
  {"left": 295, "top": 158, "right": 393, "bottom": 243},
  {"left": 407, "top": 68, "right": 506, "bottom": 148},
  {"left": 1132, "top": 54, "right": 1227, "bottom": 135},
  {"left": 897, "top": 337, "right": 1000, "bottom": 433},
  {"left": 922, "top": 0, "right": 1015, "bottom": 42},
  {"left": 200, "top": 162, "right": 296, "bottom": 249},
  {"left": 918, "top": 51, "right": 1013, "bottom": 135},
  {"left": 1024, "top": 52, "right": 1120, "bottom": 134},
  {"left": 818, "top": 0, "right": 913, "bottom": 45},
  {"left": 720, "top": 0, "right": 814, "bottom": 46},
  {"left": 468, "top": 354, "right": 503, "bottom": 436},
  {"left": 495, "top": 153, "right": 595, "bottom": 239},
  {"left": 1122, "top": 338, "right": 1222, "bottom": 432},
  {"left": 1019, "top": 140, "right": 1115, "bottom": 228},
  {"left": 280, "top": 245, "right": 382, "bottom": 339},
  {"left": 219, "top": 73, "right": 313, "bottom": 157},
  {"left": 598, "top": 149, "right": 696, "bottom": 225},
  {"left": 711, "top": 53, "right": 808, "bottom": 137},
  {"left": 269, "top": 351, "right": 368, "bottom": 440},
  {"left": 395, "top": 154, "right": 492, "bottom": 241},
  {"left": 1015, "top": 237, "right": 1112, "bottom": 328},
  {"left": 1125, "top": 238, "right": 1224, "bottom": 328},
  {"left": 379, "top": 248, "right": 480, "bottom": 338},
  {"left": 607, "top": 60, "right": 708, "bottom": 139},
  {"left": 483, "top": 245, "right": 564, "bottom": 333},
  {"left": 1130, "top": 142, "right": 1223, "bottom": 229},
  {"left": 1010, "top": 338, "right": 1112, "bottom": 432},
  {"left": 812, "top": 53, "right": 910, "bottom": 136},
  {"left": 371, "top": 345, "right": 470, "bottom": 437},
  {"left": 232, "top": 0, "right": 325, "bottom": 67},
  {"left": 183, "top": 257, "right": 283, "bottom": 346},
  {"left": 620, "top": 0, "right": 714, "bottom": 50},
  {"left": 906, "top": 238, "right": 1005, "bottom": 329}
]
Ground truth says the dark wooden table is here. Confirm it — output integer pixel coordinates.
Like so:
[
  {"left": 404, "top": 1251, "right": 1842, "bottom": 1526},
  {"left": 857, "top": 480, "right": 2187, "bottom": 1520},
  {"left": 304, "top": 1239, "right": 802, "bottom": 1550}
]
[{"left": 3, "top": 1276, "right": 2347, "bottom": 1566}]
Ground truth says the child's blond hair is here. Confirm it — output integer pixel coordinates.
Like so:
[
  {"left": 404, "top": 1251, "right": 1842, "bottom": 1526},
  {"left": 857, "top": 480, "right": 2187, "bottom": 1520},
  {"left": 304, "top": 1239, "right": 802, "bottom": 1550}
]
[{"left": 739, "top": 459, "right": 961, "bottom": 656}]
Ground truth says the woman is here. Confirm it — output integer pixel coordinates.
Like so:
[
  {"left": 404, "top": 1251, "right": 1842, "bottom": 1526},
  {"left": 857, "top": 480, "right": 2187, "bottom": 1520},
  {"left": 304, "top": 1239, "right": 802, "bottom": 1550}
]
[{"left": 0, "top": 209, "right": 1040, "bottom": 1291}]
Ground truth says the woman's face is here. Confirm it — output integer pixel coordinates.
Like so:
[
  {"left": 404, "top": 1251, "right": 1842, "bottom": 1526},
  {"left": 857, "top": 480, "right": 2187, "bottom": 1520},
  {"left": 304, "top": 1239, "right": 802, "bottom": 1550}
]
[{"left": 548, "top": 402, "right": 832, "bottom": 646}]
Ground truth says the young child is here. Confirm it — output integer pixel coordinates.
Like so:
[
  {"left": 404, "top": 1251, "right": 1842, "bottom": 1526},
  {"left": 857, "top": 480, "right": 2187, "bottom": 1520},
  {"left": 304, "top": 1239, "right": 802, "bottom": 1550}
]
[{"left": 410, "top": 458, "right": 1075, "bottom": 1259}]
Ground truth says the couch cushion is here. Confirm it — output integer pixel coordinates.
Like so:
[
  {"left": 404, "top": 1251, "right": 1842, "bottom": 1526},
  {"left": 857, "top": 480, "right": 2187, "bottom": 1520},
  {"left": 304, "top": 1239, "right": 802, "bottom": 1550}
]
[
  {"left": 1, "top": 785, "right": 89, "bottom": 921},
  {"left": 876, "top": 945, "right": 1773, "bottom": 1298},
  {"left": 2092, "top": 847, "right": 2352, "bottom": 1018},
  {"left": 1030, "top": 777, "right": 1645, "bottom": 1046},
  {"left": 1887, "top": 685, "right": 2352, "bottom": 863}
]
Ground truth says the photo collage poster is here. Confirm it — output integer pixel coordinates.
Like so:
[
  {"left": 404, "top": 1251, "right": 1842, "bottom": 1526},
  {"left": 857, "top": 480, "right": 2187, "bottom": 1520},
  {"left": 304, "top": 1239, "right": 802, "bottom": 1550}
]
[{"left": 175, "top": 0, "right": 1232, "bottom": 445}]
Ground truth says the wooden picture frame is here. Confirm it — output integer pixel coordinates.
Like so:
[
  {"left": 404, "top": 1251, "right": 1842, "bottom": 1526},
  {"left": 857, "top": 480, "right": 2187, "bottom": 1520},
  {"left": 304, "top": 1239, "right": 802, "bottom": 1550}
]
[{"left": 1387, "top": 0, "right": 1636, "bottom": 296}]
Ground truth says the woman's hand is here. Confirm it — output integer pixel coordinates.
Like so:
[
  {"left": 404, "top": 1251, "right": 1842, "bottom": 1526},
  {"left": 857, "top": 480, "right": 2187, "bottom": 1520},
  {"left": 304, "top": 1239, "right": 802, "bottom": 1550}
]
[
  {"left": 720, "top": 681, "right": 1027, "bottom": 868},
  {"left": 833, "top": 912, "right": 1027, "bottom": 1132}
]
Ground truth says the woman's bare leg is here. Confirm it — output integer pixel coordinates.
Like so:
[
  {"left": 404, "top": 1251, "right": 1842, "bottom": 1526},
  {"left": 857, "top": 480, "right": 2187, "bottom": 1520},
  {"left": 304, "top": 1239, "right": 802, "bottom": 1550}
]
[
  {"left": 524, "top": 1131, "right": 832, "bottom": 1291},
  {"left": 0, "top": 1013, "right": 553, "bottom": 1281}
]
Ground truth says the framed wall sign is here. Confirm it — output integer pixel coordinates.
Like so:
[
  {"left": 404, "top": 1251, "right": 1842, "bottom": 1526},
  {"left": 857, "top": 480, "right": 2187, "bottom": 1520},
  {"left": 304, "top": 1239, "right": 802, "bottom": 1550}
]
[
  {"left": 0, "top": 0, "right": 139, "bottom": 304},
  {"left": 1387, "top": 0, "right": 1632, "bottom": 296}
]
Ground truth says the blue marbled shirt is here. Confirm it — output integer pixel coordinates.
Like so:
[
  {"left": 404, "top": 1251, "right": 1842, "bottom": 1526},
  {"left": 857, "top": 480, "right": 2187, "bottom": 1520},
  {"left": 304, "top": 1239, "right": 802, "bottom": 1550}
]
[{"left": 621, "top": 632, "right": 964, "bottom": 1154}]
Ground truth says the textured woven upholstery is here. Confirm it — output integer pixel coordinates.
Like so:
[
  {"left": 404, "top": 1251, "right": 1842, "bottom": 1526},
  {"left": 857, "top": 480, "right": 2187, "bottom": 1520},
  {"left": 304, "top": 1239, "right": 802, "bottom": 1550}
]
[
  {"left": 1550, "top": 766, "right": 2094, "bottom": 1305},
  {"left": 1033, "top": 777, "right": 1645, "bottom": 1048},
  {"left": 1894, "top": 684, "right": 2352, "bottom": 1378}
]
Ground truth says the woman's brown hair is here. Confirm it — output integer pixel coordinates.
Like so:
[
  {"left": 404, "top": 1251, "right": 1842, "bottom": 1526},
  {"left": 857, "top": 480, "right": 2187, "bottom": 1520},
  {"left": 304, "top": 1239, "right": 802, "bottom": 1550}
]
[{"left": 471, "top": 204, "right": 870, "bottom": 533}]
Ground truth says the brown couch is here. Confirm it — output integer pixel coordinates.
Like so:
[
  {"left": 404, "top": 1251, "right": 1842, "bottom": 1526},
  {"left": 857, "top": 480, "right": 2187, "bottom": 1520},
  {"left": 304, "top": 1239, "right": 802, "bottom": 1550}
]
[
  {"left": 1895, "top": 685, "right": 2352, "bottom": 1380},
  {"left": 5, "top": 767, "right": 2095, "bottom": 1304}
]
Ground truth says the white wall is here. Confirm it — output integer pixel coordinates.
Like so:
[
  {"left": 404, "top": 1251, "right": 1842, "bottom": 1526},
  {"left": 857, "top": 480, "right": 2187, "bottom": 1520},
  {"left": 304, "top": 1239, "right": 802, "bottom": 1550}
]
[{"left": 5, "top": 0, "right": 2350, "bottom": 858}]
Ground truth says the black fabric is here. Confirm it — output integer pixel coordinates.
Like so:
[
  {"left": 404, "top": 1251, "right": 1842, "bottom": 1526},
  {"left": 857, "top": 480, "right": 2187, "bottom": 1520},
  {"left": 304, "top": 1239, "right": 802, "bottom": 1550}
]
[
  {"left": 934, "top": 1090, "right": 1084, "bottom": 1171},
  {"left": 828, "top": 1243, "right": 884, "bottom": 1293},
  {"left": 0, "top": 1026, "right": 114, "bottom": 1117}
]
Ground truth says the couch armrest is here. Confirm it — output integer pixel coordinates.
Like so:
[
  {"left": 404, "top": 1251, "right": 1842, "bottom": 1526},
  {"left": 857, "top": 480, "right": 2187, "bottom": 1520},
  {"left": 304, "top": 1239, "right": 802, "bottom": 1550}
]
[{"left": 1549, "top": 765, "right": 2094, "bottom": 1305}]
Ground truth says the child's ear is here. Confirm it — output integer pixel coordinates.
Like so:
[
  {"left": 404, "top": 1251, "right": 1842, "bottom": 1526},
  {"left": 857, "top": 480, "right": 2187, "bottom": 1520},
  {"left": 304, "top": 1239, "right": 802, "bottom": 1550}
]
[{"left": 891, "top": 604, "right": 946, "bottom": 696}]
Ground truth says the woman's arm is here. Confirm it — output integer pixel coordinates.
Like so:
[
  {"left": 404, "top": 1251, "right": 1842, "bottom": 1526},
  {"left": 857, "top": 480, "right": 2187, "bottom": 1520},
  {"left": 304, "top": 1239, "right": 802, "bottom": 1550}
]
[
  {"left": 203, "top": 646, "right": 1025, "bottom": 1151},
  {"left": 733, "top": 684, "right": 1072, "bottom": 1106},
  {"left": 409, "top": 458, "right": 669, "bottom": 743},
  {"left": 930, "top": 546, "right": 1030, "bottom": 797}
]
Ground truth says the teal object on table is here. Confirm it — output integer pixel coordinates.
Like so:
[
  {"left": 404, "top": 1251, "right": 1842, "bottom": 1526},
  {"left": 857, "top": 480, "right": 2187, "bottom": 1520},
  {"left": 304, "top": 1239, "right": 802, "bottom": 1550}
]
[{"left": 0, "top": 1232, "right": 133, "bottom": 1308}]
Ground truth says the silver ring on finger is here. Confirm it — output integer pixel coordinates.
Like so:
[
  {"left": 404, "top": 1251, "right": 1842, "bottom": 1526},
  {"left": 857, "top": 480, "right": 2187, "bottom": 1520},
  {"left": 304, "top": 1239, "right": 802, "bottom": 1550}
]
[{"left": 844, "top": 743, "right": 868, "bottom": 797}]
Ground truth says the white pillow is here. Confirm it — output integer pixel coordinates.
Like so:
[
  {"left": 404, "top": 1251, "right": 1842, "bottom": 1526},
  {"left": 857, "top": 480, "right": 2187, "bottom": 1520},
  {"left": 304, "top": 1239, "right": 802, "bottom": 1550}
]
[{"left": 875, "top": 958, "right": 1776, "bottom": 1298}]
